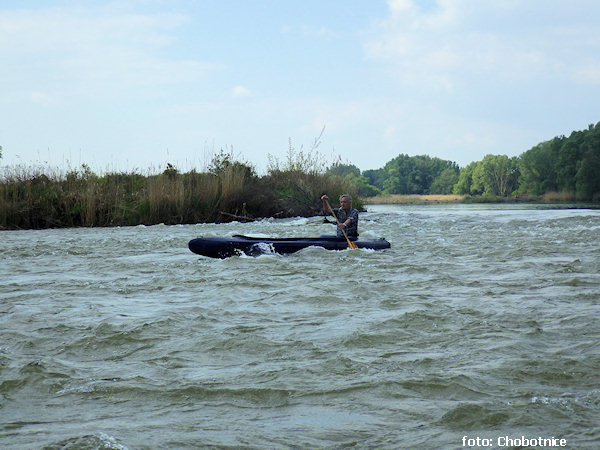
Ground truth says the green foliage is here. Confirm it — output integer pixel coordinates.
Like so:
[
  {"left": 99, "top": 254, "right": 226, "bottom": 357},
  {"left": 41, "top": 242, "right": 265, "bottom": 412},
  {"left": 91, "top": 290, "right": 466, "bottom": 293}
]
[
  {"left": 575, "top": 126, "right": 600, "bottom": 201},
  {"left": 326, "top": 163, "right": 380, "bottom": 197},
  {"left": 344, "top": 173, "right": 381, "bottom": 197},
  {"left": 515, "top": 122, "right": 600, "bottom": 200},
  {"left": 364, "top": 154, "right": 459, "bottom": 195},
  {"left": 430, "top": 167, "right": 460, "bottom": 194},
  {"left": 327, "top": 163, "right": 361, "bottom": 178},
  {"left": 450, "top": 122, "right": 600, "bottom": 200},
  {"left": 257, "top": 131, "right": 363, "bottom": 214},
  {"left": 517, "top": 141, "right": 558, "bottom": 195},
  {"left": 455, "top": 155, "right": 519, "bottom": 197},
  {"left": 360, "top": 121, "right": 599, "bottom": 200},
  {"left": 453, "top": 162, "right": 477, "bottom": 195},
  {"left": 208, "top": 149, "right": 230, "bottom": 175},
  {"left": 208, "top": 148, "right": 256, "bottom": 178},
  {"left": 478, "top": 155, "right": 520, "bottom": 197},
  {"left": 267, "top": 137, "right": 326, "bottom": 177},
  {"left": 163, "top": 162, "right": 179, "bottom": 179}
]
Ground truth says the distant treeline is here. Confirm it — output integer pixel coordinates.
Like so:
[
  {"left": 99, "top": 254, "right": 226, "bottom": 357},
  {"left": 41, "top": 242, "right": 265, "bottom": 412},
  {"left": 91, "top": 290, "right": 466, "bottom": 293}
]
[
  {"left": 332, "top": 122, "right": 600, "bottom": 202},
  {"left": 0, "top": 149, "right": 359, "bottom": 230}
]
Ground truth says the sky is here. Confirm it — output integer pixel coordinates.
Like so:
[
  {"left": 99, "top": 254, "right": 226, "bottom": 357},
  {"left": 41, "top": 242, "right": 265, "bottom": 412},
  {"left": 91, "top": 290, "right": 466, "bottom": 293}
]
[{"left": 1, "top": 0, "right": 599, "bottom": 175}]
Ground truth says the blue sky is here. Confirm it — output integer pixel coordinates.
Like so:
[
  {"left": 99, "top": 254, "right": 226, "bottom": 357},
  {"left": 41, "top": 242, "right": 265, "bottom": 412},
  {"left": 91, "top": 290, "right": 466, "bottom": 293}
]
[{"left": 1, "top": 0, "right": 599, "bottom": 174}]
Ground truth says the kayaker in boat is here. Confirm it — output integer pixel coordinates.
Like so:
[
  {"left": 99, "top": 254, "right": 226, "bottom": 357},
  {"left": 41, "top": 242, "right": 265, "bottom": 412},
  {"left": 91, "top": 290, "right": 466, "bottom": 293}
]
[{"left": 321, "top": 194, "right": 359, "bottom": 238}]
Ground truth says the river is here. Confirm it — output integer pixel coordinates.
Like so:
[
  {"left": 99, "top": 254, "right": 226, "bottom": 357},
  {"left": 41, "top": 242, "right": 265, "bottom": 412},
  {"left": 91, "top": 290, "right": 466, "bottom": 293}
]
[{"left": 1, "top": 204, "right": 599, "bottom": 449}]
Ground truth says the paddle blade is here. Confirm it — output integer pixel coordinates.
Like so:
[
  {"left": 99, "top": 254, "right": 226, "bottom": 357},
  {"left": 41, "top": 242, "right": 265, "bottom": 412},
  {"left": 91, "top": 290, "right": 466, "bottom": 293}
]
[{"left": 348, "top": 241, "right": 358, "bottom": 249}]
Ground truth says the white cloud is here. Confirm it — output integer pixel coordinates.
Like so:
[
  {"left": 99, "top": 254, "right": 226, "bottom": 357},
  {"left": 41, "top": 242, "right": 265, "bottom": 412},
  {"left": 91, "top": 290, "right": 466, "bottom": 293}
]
[
  {"left": 0, "top": 5, "right": 222, "bottom": 99},
  {"left": 365, "top": 0, "right": 600, "bottom": 91},
  {"left": 231, "top": 85, "right": 251, "bottom": 98},
  {"left": 2, "top": 1, "right": 598, "bottom": 174}
]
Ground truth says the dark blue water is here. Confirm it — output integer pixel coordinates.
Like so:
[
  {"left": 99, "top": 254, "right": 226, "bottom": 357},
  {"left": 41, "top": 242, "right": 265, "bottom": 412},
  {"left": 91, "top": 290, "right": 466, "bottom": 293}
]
[{"left": 1, "top": 204, "right": 599, "bottom": 448}]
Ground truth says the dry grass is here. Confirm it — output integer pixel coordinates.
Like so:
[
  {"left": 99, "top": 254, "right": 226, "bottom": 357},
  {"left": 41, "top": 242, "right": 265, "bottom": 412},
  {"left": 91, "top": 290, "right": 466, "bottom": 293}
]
[
  {"left": 363, "top": 194, "right": 467, "bottom": 204},
  {"left": 542, "top": 191, "right": 576, "bottom": 203}
]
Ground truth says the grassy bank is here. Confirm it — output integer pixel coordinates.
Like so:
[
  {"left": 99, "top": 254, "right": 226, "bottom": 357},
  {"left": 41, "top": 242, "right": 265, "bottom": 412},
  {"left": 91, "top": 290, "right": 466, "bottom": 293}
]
[
  {"left": 363, "top": 193, "right": 593, "bottom": 205},
  {"left": 3, "top": 163, "right": 593, "bottom": 230},
  {"left": 363, "top": 194, "right": 467, "bottom": 204},
  {"left": 0, "top": 163, "right": 360, "bottom": 230}
]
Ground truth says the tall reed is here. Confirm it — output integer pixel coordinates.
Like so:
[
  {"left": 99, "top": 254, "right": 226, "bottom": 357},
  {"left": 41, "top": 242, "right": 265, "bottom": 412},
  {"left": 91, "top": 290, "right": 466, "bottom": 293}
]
[{"left": 0, "top": 158, "right": 358, "bottom": 229}]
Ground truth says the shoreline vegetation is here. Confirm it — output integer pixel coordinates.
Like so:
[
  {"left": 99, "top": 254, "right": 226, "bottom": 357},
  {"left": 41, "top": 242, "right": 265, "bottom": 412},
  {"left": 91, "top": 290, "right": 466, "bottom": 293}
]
[
  {"left": 363, "top": 192, "right": 588, "bottom": 205},
  {"left": 1, "top": 122, "right": 599, "bottom": 230},
  {"left": 0, "top": 161, "right": 595, "bottom": 231},
  {"left": 0, "top": 145, "right": 367, "bottom": 230},
  {"left": 365, "top": 194, "right": 466, "bottom": 204}
]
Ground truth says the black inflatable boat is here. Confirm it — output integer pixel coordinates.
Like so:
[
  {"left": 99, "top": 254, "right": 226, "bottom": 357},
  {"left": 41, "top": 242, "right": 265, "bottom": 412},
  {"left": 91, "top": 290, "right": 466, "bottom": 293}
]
[{"left": 188, "top": 235, "right": 391, "bottom": 258}]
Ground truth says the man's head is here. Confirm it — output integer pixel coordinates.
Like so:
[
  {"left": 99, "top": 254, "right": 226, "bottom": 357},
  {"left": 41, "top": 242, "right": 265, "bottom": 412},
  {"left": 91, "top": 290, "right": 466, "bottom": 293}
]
[{"left": 339, "top": 194, "right": 352, "bottom": 210}]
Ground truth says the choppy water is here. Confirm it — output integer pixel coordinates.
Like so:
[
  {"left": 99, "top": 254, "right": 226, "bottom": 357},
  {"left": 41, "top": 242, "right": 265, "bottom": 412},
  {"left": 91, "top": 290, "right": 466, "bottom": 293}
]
[{"left": 1, "top": 204, "right": 599, "bottom": 449}]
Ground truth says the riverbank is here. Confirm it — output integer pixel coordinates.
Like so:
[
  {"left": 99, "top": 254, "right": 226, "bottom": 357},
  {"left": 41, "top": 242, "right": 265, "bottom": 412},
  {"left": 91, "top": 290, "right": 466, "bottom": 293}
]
[
  {"left": 0, "top": 164, "right": 359, "bottom": 230},
  {"left": 3, "top": 163, "right": 598, "bottom": 230},
  {"left": 363, "top": 194, "right": 466, "bottom": 204},
  {"left": 363, "top": 192, "right": 599, "bottom": 205}
]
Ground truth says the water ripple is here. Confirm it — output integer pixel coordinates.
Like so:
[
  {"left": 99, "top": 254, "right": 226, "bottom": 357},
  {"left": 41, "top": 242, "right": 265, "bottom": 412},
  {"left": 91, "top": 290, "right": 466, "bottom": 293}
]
[{"left": 1, "top": 205, "right": 599, "bottom": 448}]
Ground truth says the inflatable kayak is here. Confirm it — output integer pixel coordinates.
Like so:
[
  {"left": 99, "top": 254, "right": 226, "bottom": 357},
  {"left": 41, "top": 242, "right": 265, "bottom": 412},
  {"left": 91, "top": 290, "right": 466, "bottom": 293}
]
[{"left": 188, "top": 235, "right": 391, "bottom": 258}]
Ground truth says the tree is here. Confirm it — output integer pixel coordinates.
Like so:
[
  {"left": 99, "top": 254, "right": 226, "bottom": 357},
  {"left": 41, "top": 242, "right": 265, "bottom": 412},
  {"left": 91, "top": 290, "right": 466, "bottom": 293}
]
[
  {"left": 515, "top": 121, "right": 600, "bottom": 199},
  {"left": 430, "top": 167, "right": 459, "bottom": 194},
  {"left": 326, "top": 163, "right": 380, "bottom": 197},
  {"left": 517, "top": 140, "right": 560, "bottom": 195},
  {"left": 326, "top": 163, "right": 360, "bottom": 178},
  {"left": 470, "top": 161, "right": 486, "bottom": 195},
  {"left": 365, "top": 154, "right": 459, "bottom": 195},
  {"left": 344, "top": 173, "right": 381, "bottom": 197},
  {"left": 575, "top": 123, "right": 600, "bottom": 200},
  {"left": 453, "top": 162, "right": 477, "bottom": 195},
  {"left": 208, "top": 148, "right": 255, "bottom": 178},
  {"left": 363, "top": 168, "right": 386, "bottom": 191},
  {"left": 471, "top": 155, "right": 519, "bottom": 197},
  {"left": 556, "top": 138, "right": 580, "bottom": 192}
]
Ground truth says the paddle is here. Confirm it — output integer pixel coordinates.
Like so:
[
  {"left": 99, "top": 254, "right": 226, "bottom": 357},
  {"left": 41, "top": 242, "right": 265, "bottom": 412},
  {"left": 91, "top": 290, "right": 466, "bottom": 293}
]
[{"left": 324, "top": 199, "right": 358, "bottom": 249}]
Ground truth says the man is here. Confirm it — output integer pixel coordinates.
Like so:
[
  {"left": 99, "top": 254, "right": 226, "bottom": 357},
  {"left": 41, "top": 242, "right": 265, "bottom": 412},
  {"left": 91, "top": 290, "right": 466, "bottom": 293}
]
[{"left": 321, "top": 193, "right": 359, "bottom": 238}]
